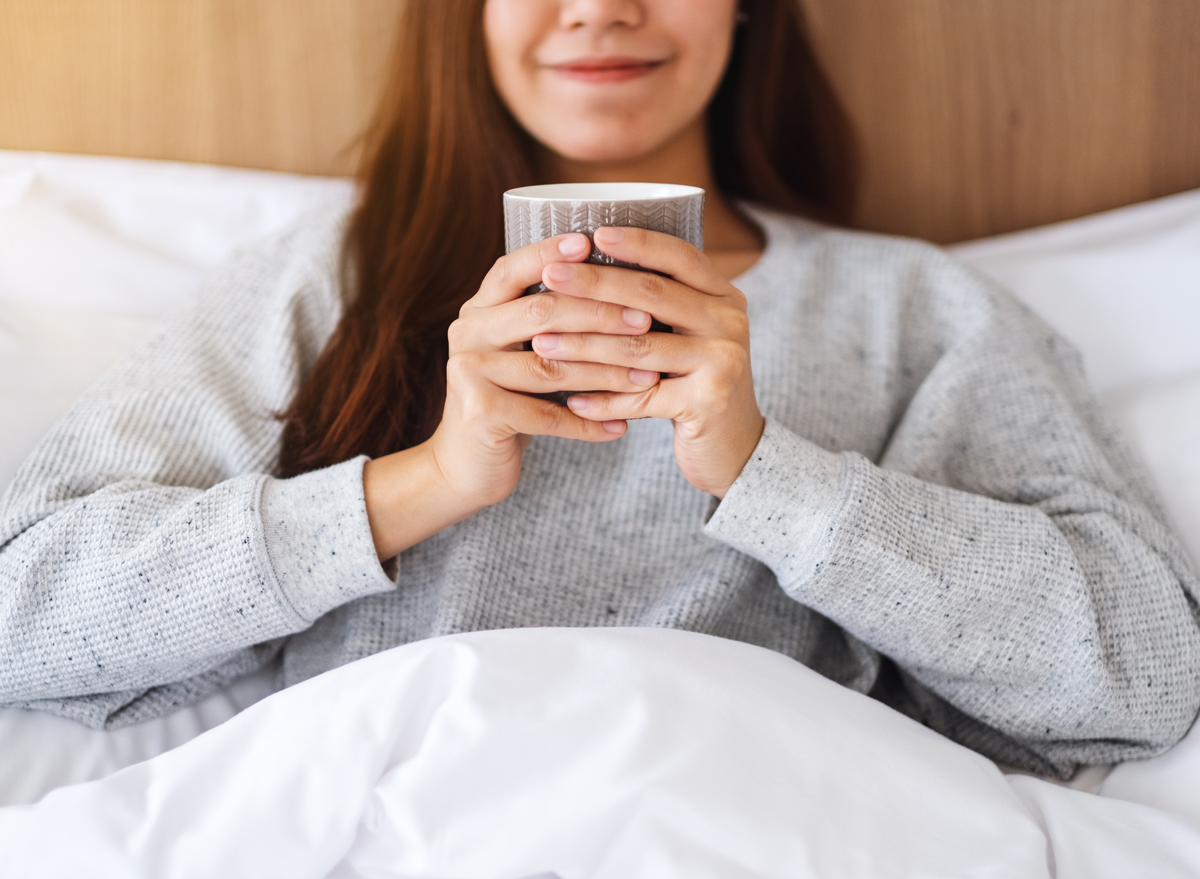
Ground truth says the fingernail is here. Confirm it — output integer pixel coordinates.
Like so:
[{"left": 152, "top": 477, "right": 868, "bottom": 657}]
[
  {"left": 594, "top": 227, "right": 624, "bottom": 245},
  {"left": 629, "top": 369, "right": 657, "bottom": 386},
  {"left": 623, "top": 308, "right": 650, "bottom": 327},
  {"left": 567, "top": 394, "right": 590, "bottom": 411},
  {"left": 558, "top": 234, "right": 589, "bottom": 257},
  {"left": 602, "top": 420, "right": 626, "bottom": 434},
  {"left": 533, "top": 333, "right": 560, "bottom": 351},
  {"left": 546, "top": 263, "right": 575, "bottom": 283}
]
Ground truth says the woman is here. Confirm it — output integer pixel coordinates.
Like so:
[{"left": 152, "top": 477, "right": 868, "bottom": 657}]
[{"left": 1, "top": 0, "right": 1197, "bottom": 780}]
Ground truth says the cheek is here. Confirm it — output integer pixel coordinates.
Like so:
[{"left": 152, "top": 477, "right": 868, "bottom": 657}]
[
  {"left": 660, "top": 0, "right": 738, "bottom": 92},
  {"left": 482, "top": 0, "right": 548, "bottom": 113}
]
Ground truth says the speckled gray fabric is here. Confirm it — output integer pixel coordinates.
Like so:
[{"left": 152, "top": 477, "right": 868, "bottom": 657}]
[{"left": 2, "top": 205, "right": 1197, "bottom": 778}]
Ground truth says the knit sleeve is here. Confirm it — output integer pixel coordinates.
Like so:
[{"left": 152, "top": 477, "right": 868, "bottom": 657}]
[
  {"left": 0, "top": 214, "right": 398, "bottom": 728},
  {"left": 705, "top": 260, "right": 1200, "bottom": 778}
]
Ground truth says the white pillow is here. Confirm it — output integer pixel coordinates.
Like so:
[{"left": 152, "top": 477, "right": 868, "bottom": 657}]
[
  {"left": 1101, "top": 375, "right": 1200, "bottom": 568},
  {"left": 0, "top": 150, "right": 354, "bottom": 314},
  {"left": 0, "top": 151, "right": 354, "bottom": 491},
  {"left": 948, "top": 188, "right": 1200, "bottom": 395},
  {"left": 0, "top": 304, "right": 161, "bottom": 497}
]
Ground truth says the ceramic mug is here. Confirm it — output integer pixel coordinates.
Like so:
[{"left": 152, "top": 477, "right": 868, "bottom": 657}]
[{"left": 503, "top": 182, "right": 706, "bottom": 404}]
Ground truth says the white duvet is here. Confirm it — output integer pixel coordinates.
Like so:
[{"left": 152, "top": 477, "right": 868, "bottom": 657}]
[
  {"left": 5, "top": 628, "right": 1200, "bottom": 879},
  {"left": 2, "top": 151, "right": 1200, "bottom": 877}
]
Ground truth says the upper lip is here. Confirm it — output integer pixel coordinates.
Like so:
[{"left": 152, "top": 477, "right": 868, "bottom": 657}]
[{"left": 549, "top": 55, "right": 667, "bottom": 70}]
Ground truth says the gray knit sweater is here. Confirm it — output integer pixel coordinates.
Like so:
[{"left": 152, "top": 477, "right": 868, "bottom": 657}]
[{"left": 2, "top": 205, "right": 1197, "bottom": 777}]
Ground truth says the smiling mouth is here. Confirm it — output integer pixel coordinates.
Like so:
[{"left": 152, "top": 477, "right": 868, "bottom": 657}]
[{"left": 551, "top": 57, "right": 667, "bottom": 84}]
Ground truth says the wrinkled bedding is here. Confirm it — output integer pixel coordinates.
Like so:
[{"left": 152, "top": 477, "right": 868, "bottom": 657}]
[{"left": 5, "top": 628, "right": 1200, "bottom": 879}]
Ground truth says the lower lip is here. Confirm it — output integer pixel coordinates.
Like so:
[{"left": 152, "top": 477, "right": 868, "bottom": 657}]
[{"left": 554, "top": 63, "right": 661, "bottom": 84}]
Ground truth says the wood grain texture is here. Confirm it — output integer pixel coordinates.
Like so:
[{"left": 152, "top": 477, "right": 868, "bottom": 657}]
[
  {"left": 0, "top": 0, "right": 398, "bottom": 177},
  {"left": 0, "top": 0, "right": 1197, "bottom": 240},
  {"left": 801, "top": 0, "right": 1200, "bottom": 241}
]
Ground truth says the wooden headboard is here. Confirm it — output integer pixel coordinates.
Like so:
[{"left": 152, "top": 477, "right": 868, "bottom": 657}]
[
  {"left": 2, "top": 0, "right": 1198, "bottom": 243},
  {"left": 0, "top": 1, "right": 398, "bottom": 181}
]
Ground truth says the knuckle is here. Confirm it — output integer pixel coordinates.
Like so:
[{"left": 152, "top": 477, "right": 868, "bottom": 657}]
[
  {"left": 727, "top": 309, "right": 750, "bottom": 339},
  {"left": 534, "top": 400, "right": 567, "bottom": 433},
  {"left": 712, "top": 371, "right": 737, "bottom": 403},
  {"left": 523, "top": 293, "right": 557, "bottom": 327},
  {"left": 530, "top": 355, "right": 567, "bottom": 383},
  {"left": 631, "top": 389, "right": 656, "bottom": 416},
  {"left": 622, "top": 332, "right": 654, "bottom": 362},
  {"left": 713, "top": 339, "right": 747, "bottom": 372},
  {"left": 459, "top": 392, "right": 495, "bottom": 428},
  {"left": 684, "top": 244, "right": 708, "bottom": 273},
  {"left": 489, "top": 255, "right": 511, "bottom": 285},
  {"left": 636, "top": 271, "right": 667, "bottom": 301},
  {"left": 501, "top": 252, "right": 537, "bottom": 292},
  {"left": 446, "top": 317, "right": 468, "bottom": 350},
  {"left": 444, "top": 352, "right": 467, "bottom": 384},
  {"left": 444, "top": 351, "right": 477, "bottom": 385}
]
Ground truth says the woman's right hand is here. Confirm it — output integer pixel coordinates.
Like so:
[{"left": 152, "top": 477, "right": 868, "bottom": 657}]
[{"left": 362, "top": 232, "right": 659, "bottom": 561}]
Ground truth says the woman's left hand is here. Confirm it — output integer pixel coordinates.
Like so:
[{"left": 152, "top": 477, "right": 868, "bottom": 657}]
[{"left": 531, "top": 226, "right": 765, "bottom": 498}]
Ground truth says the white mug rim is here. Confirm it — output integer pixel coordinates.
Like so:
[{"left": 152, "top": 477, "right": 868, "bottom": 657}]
[{"left": 504, "top": 182, "right": 704, "bottom": 202}]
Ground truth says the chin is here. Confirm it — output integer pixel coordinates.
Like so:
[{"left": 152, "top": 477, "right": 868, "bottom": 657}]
[{"left": 541, "top": 123, "right": 672, "bottom": 169}]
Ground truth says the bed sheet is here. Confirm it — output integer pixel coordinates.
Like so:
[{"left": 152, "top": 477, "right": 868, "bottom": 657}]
[{"left": 1, "top": 151, "right": 1199, "bottom": 870}]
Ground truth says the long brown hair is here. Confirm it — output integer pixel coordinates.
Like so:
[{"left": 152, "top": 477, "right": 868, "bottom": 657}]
[{"left": 277, "top": 0, "right": 858, "bottom": 477}]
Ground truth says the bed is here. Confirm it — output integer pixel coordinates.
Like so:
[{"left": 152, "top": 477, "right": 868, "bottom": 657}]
[
  {"left": 2, "top": 2, "right": 1200, "bottom": 876},
  {"left": 1, "top": 149, "right": 1198, "bottom": 878}
]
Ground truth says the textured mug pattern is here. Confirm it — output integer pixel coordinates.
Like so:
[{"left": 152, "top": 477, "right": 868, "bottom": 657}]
[
  {"left": 504, "top": 193, "right": 705, "bottom": 264},
  {"left": 503, "top": 186, "right": 705, "bottom": 406}
]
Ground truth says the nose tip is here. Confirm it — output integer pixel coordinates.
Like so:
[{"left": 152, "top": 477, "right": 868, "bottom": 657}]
[{"left": 560, "top": 0, "right": 644, "bottom": 31}]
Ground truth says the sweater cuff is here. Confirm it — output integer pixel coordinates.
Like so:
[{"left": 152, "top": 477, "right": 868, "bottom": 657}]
[
  {"left": 259, "top": 456, "right": 399, "bottom": 623},
  {"left": 704, "top": 419, "right": 848, "bottom": 588}
]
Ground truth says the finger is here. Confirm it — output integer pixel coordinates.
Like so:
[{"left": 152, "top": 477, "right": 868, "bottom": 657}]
[
  {"left": 592, "top": 226, "right": 732, "bottom": 294},
  {"left": 472, "top": 233, "right": 592, "bottom": 308},
  {"left": 565, "top": 385, "right": 679, "bottom": 423},
  {"left": 532, "top": 329, "right": 703, "bottom": 375},
  {"left": 474, "top": 350, "right": 661, "bottom": 394},
  {"left": 540, "top": 261, "right": 725, "bottom": 335},
  {"left": 453, "top": 291, "right": 652, "bottom": 352},
  {"left": 502, "top": 392, "right": 629, "bottom": 442}
]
